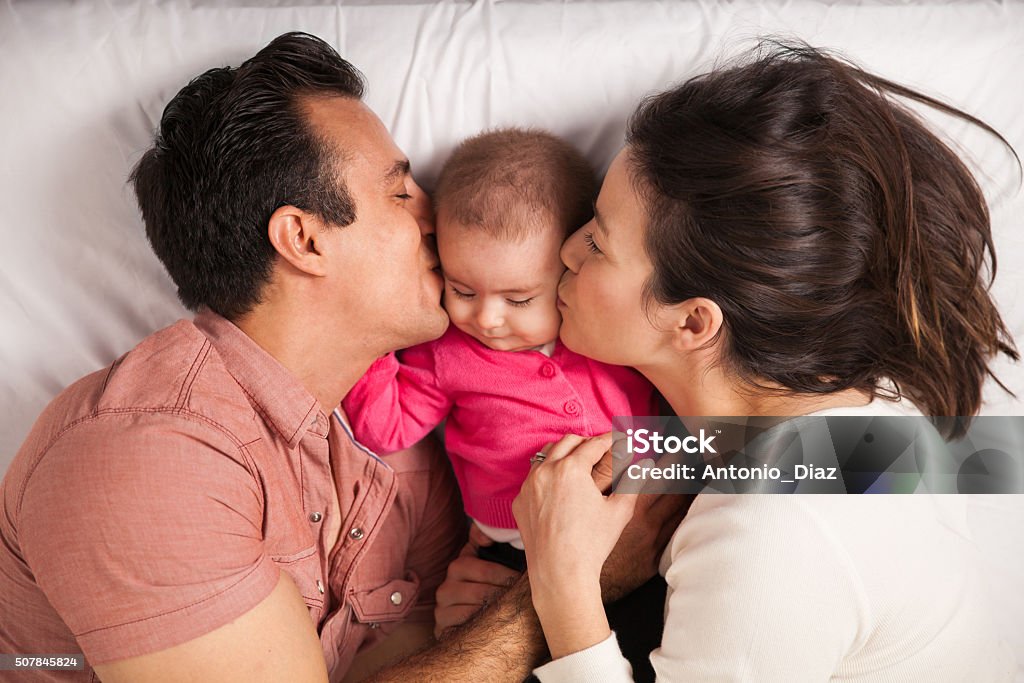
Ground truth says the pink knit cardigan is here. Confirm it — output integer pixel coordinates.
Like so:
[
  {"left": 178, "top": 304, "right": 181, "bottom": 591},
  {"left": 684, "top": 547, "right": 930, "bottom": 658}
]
[{"left": 342, "top": 325, "right": 657, "bottom": 529}]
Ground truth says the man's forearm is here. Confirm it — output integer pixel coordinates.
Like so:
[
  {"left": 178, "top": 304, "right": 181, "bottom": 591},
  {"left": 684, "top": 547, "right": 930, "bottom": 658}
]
[{"left": 367, "top": 574, "right": 547, "bottom": 682}]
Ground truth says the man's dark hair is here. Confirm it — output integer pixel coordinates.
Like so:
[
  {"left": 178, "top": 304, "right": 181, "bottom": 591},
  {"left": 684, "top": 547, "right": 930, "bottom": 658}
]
[{"left": 130, "top": 32, "right": 366, "bottom": 320}]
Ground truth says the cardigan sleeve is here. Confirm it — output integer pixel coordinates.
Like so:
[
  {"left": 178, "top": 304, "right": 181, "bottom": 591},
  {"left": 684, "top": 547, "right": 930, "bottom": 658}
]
[
  {"left": 341, "top": 343, "right": 453, "bottom": 454},
  {"left": 646, "top": 495, "right": 862, "bottom": 681}
]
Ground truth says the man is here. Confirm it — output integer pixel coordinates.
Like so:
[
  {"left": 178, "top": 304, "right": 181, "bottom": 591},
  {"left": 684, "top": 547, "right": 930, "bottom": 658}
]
[{"left": 0, "top": 33, "right": 678, "bottom": 682}]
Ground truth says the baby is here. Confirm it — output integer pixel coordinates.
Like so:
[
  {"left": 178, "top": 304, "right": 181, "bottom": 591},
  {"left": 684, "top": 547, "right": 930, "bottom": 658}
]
[{"left": 342, "top": 128, "right": 656, "bottom": 565}]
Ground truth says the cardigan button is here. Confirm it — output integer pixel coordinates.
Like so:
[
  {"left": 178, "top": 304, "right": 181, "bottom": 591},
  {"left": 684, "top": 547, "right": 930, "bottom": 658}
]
[
  {"left": 563, "top": 400, "right": 580, "bottom": 415},
  {"left": 539, "top": 363, "right": 556, "bottom": 378}
]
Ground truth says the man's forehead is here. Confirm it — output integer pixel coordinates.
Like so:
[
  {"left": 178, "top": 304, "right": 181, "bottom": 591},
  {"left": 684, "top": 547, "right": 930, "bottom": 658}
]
[{"left": 303, "top": 95, "right": 403, "bottom": 170}]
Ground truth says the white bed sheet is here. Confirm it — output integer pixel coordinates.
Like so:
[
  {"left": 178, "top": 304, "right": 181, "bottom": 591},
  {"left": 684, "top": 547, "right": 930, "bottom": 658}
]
[{"left": 1, "top": 0, "right": 1021, "bottom": 675}]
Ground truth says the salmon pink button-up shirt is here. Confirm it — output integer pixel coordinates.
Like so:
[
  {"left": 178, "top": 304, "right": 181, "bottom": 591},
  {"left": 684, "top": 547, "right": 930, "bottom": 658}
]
[{"left": 0, "top": 310, "right": 464, "bottom": 682}]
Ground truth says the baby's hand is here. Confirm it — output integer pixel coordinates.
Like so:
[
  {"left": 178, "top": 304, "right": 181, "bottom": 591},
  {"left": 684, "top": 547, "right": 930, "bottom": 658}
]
[{"left": 432, "top": 525, "right": 521, "bottom": 639}]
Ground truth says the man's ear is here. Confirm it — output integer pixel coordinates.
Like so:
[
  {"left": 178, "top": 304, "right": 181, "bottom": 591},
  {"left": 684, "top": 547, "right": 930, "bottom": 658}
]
[
  {"left": 662, "top": 297, "right": 724, "bottom": 352},
  {"left": 267, "top": 204, "right": 329, "bottom": 277}
]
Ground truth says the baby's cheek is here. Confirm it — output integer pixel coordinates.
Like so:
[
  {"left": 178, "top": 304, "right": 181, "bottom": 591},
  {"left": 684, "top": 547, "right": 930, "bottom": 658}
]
[
  {"left": 442, "top": 293, "right": 466, "bottom": 321},
  {"left": 531, "top": 304, "right": 563, "bottom": 342}
]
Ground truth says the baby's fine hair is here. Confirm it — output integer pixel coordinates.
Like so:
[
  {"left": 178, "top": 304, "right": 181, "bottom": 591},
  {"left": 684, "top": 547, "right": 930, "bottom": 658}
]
[{"left": 435, "top": 127, "right": 597, "bottom": 240}]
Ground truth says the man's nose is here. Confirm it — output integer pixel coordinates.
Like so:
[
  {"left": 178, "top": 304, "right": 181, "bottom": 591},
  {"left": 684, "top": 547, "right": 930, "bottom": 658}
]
[{"left": 409, "top": 179, "right": 435, "bottom": 236}]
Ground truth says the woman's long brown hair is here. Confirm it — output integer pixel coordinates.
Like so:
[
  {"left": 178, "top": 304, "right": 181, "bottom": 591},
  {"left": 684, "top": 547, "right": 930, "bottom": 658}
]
[{"left": 627, "top": 41, "right": 1019, "bottom": 436}]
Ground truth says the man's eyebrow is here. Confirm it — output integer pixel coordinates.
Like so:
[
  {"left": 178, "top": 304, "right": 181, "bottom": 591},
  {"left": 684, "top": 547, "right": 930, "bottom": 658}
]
[{"left": 382, "top": 159, "right": 411, "bottom": 185}]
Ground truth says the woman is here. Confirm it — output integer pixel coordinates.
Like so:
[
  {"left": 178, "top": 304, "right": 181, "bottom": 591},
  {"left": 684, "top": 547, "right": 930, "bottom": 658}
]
[{"left": 514, "top": 44, "right": 1019, "bottom": 681}]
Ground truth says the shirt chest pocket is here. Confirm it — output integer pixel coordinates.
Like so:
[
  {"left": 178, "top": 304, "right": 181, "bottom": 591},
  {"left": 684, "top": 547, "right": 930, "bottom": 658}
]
[
  {"left": 348, "top": 571, "right": 421, "bottom": 628},
  {"left": 270, "top": 545, "right": 325, "bottom": 621}
]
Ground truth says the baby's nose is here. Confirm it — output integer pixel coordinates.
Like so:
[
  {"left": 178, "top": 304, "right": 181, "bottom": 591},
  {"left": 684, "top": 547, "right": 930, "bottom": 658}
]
[{"left": 477, "top": 303, "right": 504, "bottom": 330}]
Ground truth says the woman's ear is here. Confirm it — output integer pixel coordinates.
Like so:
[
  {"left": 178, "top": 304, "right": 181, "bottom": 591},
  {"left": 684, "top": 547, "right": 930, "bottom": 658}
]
[
  {"left": 267, "top": 204, "right": 329, "bottom": 277},
  {"left": 663, "top": 297, "right": 724, "bottom": 352}
]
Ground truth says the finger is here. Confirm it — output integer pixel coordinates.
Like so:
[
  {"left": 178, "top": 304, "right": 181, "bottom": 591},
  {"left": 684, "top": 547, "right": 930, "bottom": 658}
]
[
  {"left": 575, "top": 433, "right": 614, "bottom": 467},
  {"left": 447, "top": 555, "right": 521, "bottom": 586},
  {"left": 616, "top": 458, "right": 655, "bottom": 495},
  {"left": 435, "top": 605, "right": 485, "bottom": 638},
  {"left": 439, "top": 604, "right": 483, "bottom": 623},
  {"left": 435, "top": 578, "right": 507, "bottom": 608},
  {"left": 591, "top": 448, "right": 615, "bottom": 492},
  {"left": 526, "top": 441, "right": 555, "bottom": 470},
  {"left": 468, "top": 523, "right": 494, "bottom": 549},
  {"left": 608, "top": 489, "right": 640, "bottom": 526},
  {"left": 542, "top": 433, "right": 587, "bottom": 462}
]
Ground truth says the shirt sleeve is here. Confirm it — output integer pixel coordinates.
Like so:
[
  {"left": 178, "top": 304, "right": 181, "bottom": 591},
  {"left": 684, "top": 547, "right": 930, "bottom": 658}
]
[
  {"left": 341, "top": 345, "right": 454, "bottom": 454},
  {"left": 535, "top": 495, "right": 863, "bottom": 683},
  {"left": 16, "top": 412, "right": 280, "bottom": 665},
  {"left": 534, "top": 633, "right": 634, "bottom": 682}
]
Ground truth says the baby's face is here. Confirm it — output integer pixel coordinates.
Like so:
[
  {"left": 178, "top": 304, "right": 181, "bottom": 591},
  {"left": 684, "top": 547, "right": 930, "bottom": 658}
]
[{"left": 437, "top": 217, "right": 565, "bottom": 352}]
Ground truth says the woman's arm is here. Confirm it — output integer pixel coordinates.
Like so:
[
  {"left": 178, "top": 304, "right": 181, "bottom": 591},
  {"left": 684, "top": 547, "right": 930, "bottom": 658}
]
[
  {"left": 524, "top": 482, "right": 864, "bottom": 682},
  {"left": 513, "top": 434, "right": 687, "bottom": 681},
  {"left": 513, "top": 435, "right": 631, "bottom": 658}
]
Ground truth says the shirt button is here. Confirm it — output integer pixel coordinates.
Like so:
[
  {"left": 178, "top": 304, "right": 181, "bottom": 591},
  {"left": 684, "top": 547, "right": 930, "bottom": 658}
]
[
  {"left": 390, "top": 591, "right": 403, "bottom": 606},
  {"left": 564, "top": 400, "right": 580, "bottom": 415},
  {"left": 540, "top": 363, "right": 556, "bottom": 378},
  {"left": 316, "top": 579, "right": 324, "bottom": 594},
  {"left": 349, "top": 527, "right": 364, "bottom": 540},
  {"left": 369, "top": 622, "right": 380, "bottom": 629},
  {"left": 309, "top": 511, "right": 322, "bottom": 523}
]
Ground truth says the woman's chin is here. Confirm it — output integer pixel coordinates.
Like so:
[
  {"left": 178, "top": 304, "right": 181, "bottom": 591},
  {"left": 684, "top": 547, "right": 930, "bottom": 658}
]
[{"left": 557, "top": 323, "right": 584, "bottom": 354}]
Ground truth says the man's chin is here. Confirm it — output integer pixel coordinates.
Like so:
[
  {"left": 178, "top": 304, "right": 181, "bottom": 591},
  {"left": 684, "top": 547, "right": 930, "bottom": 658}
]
[{"left": 415, "top": 306, "right": 449, "bottom": 345}]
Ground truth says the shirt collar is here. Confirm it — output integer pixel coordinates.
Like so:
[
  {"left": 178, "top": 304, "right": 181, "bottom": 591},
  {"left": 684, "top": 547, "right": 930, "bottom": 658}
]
[{"left": 193, "top": 308, "right": 327, "bottom": 447}]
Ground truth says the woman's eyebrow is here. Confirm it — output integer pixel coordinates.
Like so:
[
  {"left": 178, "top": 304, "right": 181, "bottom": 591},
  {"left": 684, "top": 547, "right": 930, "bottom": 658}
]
[{"left": 593, "top": 202, "right": 610, "bottom": 237}]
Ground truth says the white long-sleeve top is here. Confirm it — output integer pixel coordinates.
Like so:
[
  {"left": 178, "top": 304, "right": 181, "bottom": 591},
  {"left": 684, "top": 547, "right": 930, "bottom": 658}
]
[{"left": 534, "top": 402, "right": 1016, "bottom": 682}]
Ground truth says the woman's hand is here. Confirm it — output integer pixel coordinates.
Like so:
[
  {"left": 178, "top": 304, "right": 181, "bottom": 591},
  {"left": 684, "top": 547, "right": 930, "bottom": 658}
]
[
  {"left": 433, "top": 525, "right": 521, "bottom": 639},
  {"left": 512, "top": 433, "right": 637, "bottom": 658}
]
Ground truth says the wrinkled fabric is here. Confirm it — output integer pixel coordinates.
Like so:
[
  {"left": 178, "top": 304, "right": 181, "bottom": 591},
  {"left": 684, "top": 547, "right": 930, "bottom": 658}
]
[{"left": 0, "top": 310, "right": 465, "bottom": 681}]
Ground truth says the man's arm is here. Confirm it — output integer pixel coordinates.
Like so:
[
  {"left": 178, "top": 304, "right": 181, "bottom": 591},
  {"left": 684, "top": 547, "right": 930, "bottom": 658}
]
[
  {"left": 341, "top": 622, "right": 435, "bottom": 683},
  {"left": 17, "top": 416, "right": 320, "bottom": 680},
  {"left": 372, "top": 442, "right": 690, "bottom": 681},
  {"left": 367, "top": 574, "right": 547, "bottom": 683},
  {"left": 94, "top": 572, "right": 328, "bottom": 683}
]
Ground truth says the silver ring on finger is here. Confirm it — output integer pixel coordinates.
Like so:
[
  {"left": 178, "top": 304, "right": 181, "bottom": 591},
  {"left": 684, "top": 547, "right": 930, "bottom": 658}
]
[{"left": 529, "top": 452, "right": 547, "bottom": 465}]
